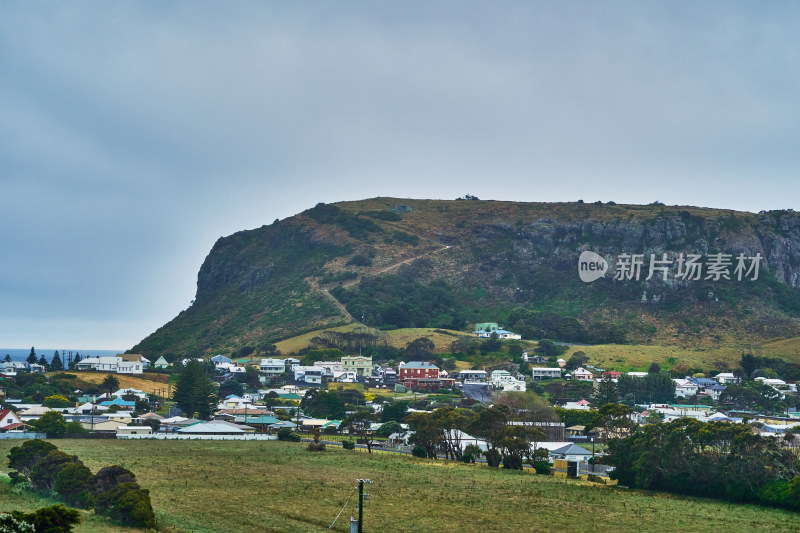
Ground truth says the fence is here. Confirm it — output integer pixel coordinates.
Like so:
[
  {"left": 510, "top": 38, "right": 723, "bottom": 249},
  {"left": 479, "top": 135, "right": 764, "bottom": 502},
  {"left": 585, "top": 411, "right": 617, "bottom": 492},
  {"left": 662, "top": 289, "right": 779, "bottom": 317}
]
[
  {"left": 0, "top": 432, "right": 46, "bottom": 440},
  {"left": 117, "top": 433, "right": 277, "bottom": 441}
]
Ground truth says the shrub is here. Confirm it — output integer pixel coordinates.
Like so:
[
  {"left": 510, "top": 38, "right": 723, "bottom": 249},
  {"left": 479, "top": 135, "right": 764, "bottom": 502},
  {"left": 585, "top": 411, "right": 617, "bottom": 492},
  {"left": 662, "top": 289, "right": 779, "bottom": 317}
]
[
  {"left": 8, "top": 471, "right": 29, "bottom": 487},
  {"left": 30, "top": 451, "right": 81, "bottom": 492},
  {"left": 587, "top": 474, "right": 606, "bottom": 484},
  {"left": 0, "top": 512, "right": 35, "bottom": 532},
  {"left": 533, "top": 461, "right": 551, "bottom": 475},
  {"left": 8, "top": 440, "right": 58, "bottom": 477},
  {"left": 10, "top": 505, "right": 81, "bottom": 533},
  {"left": 93, "top": 466, "right": 155, "bottom": 530},
  {"left": 55, "top": 463, "right": 95, "bottom": 508},
  {"left": 341, "top": 439, "right": 355, "bottom": 450},
  {"left": 95, "top": 483, "right": 156, "bottom": 530},
  {"left": 411, "top": 446, "right": 427, "bottom": 458},
  {"left": 277, "top": 428, "right": 301, "bottom": 442}
]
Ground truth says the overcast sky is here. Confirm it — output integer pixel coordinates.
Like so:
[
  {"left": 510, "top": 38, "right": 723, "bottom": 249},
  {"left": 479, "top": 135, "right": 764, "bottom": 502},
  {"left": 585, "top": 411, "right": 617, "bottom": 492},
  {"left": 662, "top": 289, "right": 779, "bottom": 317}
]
[{"left": 2, "top": 2, "right": 800, "bottom": 349}]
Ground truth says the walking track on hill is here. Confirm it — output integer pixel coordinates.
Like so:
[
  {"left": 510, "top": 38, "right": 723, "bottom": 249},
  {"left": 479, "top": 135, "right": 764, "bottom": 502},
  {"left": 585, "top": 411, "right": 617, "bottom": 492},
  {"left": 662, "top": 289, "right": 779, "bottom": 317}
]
[{"left": 321, "top": 244, "right": 453, "bottom": 324}]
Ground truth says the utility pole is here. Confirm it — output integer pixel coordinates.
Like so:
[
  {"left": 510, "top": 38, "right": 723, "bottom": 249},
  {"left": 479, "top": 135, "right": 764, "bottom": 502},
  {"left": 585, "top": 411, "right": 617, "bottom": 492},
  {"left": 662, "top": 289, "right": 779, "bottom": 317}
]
[{"left": 356, "top": 478, "right": 373, "bottom": 533}]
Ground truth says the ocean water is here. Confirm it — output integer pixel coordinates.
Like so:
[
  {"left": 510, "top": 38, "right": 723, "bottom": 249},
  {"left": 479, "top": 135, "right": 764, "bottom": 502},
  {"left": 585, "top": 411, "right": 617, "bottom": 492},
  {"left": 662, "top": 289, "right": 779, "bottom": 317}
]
[{"left": 1, "top": 348, "right": 123, "bottom": 363}]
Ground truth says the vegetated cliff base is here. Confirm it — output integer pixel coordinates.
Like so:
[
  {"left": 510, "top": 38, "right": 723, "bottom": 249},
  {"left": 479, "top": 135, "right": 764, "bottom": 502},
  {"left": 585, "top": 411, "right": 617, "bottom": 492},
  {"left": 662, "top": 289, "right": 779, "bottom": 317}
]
[{"left": 133, "top": 197, "right": 800, "bottom": 359}]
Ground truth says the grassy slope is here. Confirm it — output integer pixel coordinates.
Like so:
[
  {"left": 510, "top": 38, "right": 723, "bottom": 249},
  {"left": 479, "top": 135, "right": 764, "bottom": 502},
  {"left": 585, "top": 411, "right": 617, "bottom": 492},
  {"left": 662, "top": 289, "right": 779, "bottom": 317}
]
[
  {"left": 274, "top": 326, "right": 482, "bottom": 355},
  {"left": 52, "top": 372, "right": 173, "bottom": 396},
  {"left": 1, "top": 440, "right": 797, "bottom": 533}
]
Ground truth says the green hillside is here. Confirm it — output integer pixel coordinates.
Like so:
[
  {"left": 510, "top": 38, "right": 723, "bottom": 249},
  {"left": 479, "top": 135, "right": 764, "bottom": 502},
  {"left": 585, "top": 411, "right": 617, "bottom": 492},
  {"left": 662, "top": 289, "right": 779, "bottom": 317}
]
[{"left": 132, "top": 198, "right": 800, "bottom": 362}]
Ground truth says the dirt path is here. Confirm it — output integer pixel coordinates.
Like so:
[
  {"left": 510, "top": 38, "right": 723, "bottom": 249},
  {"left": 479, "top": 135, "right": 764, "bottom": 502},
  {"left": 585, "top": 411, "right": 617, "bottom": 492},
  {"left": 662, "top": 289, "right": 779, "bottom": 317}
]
[
  {"left": 321, "top": 289, "right": 358, "bottom": 323},
  {"left": 321, "top": 244, "right": 453, "bottom": 323}
]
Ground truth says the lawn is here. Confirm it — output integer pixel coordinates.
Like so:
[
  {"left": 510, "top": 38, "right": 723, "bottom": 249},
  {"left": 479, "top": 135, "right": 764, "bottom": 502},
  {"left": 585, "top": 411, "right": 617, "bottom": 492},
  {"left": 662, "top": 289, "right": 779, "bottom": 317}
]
[{"left": 1, "top": 439, "right": 798, "bottom": 533}]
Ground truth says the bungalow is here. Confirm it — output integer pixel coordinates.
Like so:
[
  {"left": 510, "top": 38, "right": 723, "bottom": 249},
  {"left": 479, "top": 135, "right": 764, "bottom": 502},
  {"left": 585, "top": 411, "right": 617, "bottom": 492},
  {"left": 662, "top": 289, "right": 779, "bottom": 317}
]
[
  {"left": 292, "top": 366, "right": 323, "bottom": 385},
  {"left": 531, "top": 367, "right": 562, "bottom": 380},
  {"left": 0, "top": 409, "right": 23, "bottom": 431},
  {"left": 76, "top": 357, "right": 100, "bottom": 371},
  {"left": 112, "top": 388, "right": 147, "bottom": 400},
  {"left": 211, "top": 355, "right": 233, "bottom": 365},
  {"left": 458, "top": 370, "right": 489, "bottom": 383},
  {"left": 116, "top": 425, "right": 152, "bottom": 436},
  {"left": 17, "top": 406, "right": 53, "bottom": 422},
  {"left": 491, "top": 370, "right": 526, "bottom": 392},
  {"left": 551, "top": 443, "right": 595, "bottom": 462},
  {"left": 314, "top": 361, "right": 343, "bottom": 377},
  {"left": 572, "top": 368, "right": 593, "bottom": 382},
  {"left": 177, "top": 420, "right": 255, "bottom": 435},
  {"left": 153, "top": 356, "right": 170, "bottom": 369},
  {"left": 100, "top": 397, "right": 136, "bottom": 408},
  {"left": 473, "top": 322, "right": 522, "bottom": 340},
  {"left": 714, "top": 372, "right": 740, "bottom": 385},
  {"left": 673, "top": 379, "right": 700, "bottom": 399}
]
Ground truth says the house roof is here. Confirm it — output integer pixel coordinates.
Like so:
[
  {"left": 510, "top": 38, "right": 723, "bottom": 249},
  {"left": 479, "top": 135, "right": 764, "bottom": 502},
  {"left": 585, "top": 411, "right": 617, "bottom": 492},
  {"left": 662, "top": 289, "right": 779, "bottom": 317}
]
[
  {"left": 552, "top": 443, "right": 594, "bottom": 456},
  {"left": 401, "top": 361, "right": 439, "bottom": 370},
  {"left": 177, "top": 421, "right": 254, "bottom": 434},
  {"left": 243, "top": 415, "right": 280, "bottom": 424},
  {"left": 100, "top": 398, "right": 136, "bottom": 407}
]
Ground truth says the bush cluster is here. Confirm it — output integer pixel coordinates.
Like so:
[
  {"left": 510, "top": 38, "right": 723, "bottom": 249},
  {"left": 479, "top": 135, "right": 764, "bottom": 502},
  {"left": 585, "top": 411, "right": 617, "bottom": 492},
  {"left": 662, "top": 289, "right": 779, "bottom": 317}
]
[
  {"left": 277, "top": 428, "right": 301, "bottom": 442},
  {"left": 6, "top": 440, "right": 156, "bottom": 529}
]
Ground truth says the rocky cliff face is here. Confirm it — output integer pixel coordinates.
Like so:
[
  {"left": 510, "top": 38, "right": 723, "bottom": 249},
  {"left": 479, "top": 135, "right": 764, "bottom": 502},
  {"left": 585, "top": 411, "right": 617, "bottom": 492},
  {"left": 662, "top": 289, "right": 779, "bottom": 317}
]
[{"left": 133, "top": 199, "right": 800, "bottom": 357}]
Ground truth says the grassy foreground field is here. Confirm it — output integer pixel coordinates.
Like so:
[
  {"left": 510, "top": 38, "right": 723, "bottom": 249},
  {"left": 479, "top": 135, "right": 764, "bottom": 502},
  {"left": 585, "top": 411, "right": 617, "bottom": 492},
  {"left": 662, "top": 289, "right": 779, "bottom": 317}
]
[{"left": 1, "top": 440, "right": 798, "bottom": 533}]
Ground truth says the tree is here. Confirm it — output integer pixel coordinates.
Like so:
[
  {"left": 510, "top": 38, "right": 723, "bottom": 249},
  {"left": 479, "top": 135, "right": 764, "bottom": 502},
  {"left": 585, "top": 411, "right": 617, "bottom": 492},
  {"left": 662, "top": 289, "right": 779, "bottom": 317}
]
[
  {"left": 30, "top": 450, "right": 81, "bottom": 491},
  {"left": 404, "top": 337, "right": 435, "bottom": 361},
  {"left": 102, "top": 375, "right": 120, "bottom": 395},
  {"left": 536, "top": 339, "right": 567, "bottom": 357},
  {"left": 479, "top": 332, "right": 502, "bottom": 354},
  {"left": 344, "top": 408, "right": 378, "bottom": 453},
  {"left": 565, "top": 351, "right": 589, "bottom": 371},
  {"left": 31, "top": 411, "right": 68, "bottom": 434},
  {"left": 173, "top": 360, "right": 217, "bottom": 419},
  {"left": 3, "top": 353, "right": 11, "bottom": 363},
  {"left": 37, "top": 354, "right": 49, "bottom": 371},
  {"left": 11, "top": 505, "right": 81, "bottom": 533},
  {"left": 26, "top": 347, "right": 37, "bottom": 365},
  {"left": 380, "top": 401, "right": 409, "bottom": 423},
  {"left": 376, "top": 420, "right": 402, "bottom": 437},
  {"left": 43, "top": 395, "right": 72, "bottom": 408},
  {"left": 449, "top": 336, "right": 478, "bottom": 356},
  {"left": 648, "top": 362, "right": 661, "bottom": 374},
  {"left": 592, "top": 375, "right": 619, "bottom": 406},
  {"left": 218, "top": 379, "right": 244, "bottom": 398},
  {"left": 55, "top": 463, "right": 95, "bottom": 508},
  {"left": 8, "top": 439, "right": 58, "bottom": 477},
  {"left": 51, "top": 351, "right": 65, "bottom": 372}
]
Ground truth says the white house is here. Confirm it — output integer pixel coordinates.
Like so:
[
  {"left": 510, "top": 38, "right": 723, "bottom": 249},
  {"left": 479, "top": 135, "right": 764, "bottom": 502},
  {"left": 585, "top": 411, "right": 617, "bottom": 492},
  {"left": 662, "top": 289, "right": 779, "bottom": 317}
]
[
  {"left": 117, "top": 360, "right": 143, "bottom": 374},
  {"left": 259, "top": 358, "right": 286, "bottom": 377},
  {"left": 673, "top": 379, "right": 700, "bottom": 399},
  {"left": 714, "top": 373, "right": 740, "bottom": 385},
  {"left": 491, "top": 370, "right": 526, "bottom": 392},
  {"left": 76, "top": 357, "right": 101, "bottom": 371},
  {"left": 458, "top": 370, "right": 489, "bottom": 383},
  {"left": 0, "top": 409, "right": 23, "bottom": 431},
  {"left": 112, "top": 388, "right": 147, "bottom": 400},
  {"left": 572, "top": 367, "right": 593, "bottom": 381},
  {"left": 153, "top": 356, "right": 169, "bottom": 369},
  {"left": 314, "top": 361, "right": 343, "bottom": 377},
  {"left": 531, "top": 367, "right": 562, "bottom": 380},
  {"left": 293, "top": 366, "right": 323, "bottom": 385}
]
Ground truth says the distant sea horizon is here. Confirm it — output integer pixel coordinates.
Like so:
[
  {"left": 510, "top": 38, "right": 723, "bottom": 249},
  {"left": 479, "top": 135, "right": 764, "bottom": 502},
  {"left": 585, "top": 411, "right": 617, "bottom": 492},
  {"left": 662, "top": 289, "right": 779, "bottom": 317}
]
[{"left": 1, "top": 348, "right": 124, "bottom": 363}]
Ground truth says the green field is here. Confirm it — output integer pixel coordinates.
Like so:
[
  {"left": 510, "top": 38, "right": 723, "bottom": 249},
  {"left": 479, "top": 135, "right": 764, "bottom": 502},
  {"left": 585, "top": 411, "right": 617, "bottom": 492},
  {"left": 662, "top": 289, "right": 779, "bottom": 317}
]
[{"left": 1, "top": 439, "right": 798, "bottom": 532}]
